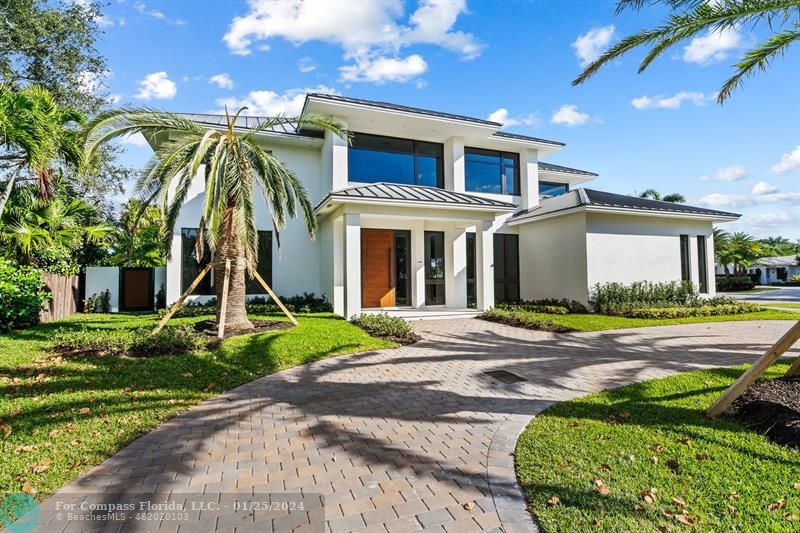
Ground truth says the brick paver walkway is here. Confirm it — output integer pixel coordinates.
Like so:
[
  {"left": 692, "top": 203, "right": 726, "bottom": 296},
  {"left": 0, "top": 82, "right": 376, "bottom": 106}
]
[{"left": 35, "top": 319, "right": 798, "bottom": 532}]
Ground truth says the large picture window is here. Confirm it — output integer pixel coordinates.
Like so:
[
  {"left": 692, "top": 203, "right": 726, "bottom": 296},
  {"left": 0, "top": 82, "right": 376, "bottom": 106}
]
[
  {"left": 539, "top": 181, "right": 569, "bottom": 197},
  {"left": 465, "top": 148, "right": 519, "bottom": 195},
  {"left": 348, "top": 133, "right": 443, "bottom": 188},
  {"left": 181, "top": 229, "right": 272, "bottom": 296}
]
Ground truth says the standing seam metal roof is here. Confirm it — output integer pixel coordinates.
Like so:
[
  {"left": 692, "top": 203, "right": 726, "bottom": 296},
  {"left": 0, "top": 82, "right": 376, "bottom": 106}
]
[{"left": 315, "top": 182, "right": 517, "bottom": 211}]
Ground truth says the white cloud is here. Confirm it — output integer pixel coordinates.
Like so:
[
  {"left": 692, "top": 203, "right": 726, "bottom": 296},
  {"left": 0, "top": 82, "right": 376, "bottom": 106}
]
[
  {"left": 699, "top": 164, "right": 747, "bottom": 182},
  {"left": 339, "top": 54, "right": 427, "bottom": 84},
  {"left": 223, "top": 0, "right": 480, "bottom": 84},
  {"left": 135, "top": 71, "right": 177, "bottom": 100},
  {"left": 77, "top": 70, "right": 105, "bottom": 95},
  {"left": 134, "top": 1, "right": 186, "bottom": 25},
  {"left": 550, "top": 104, "right": 592, "bottom": 126},
  {"left": 739, "top": 211, "right": 800, "bottom": 228},
  {"left": 572, "top": 25, "right": 615, "bottom": 67},
  {"left": 683, "top": 27, "right": 741, "bottom": 64},
  {"left": 631, "top": 91, "right": 710, "bottom": 110},
  {"left": 770, "top": 145, "right": 800, "bottom": 175},
  {"left": 487, "top": 108, "right": 539, "bottom": 129},
  {"left": 121, "top": 133, "right": 149, "bottom": 147},
  {"left": 109, "top": 94, "right": 121, "bottom": 104},
  {"left": 752, "top": 181, "right": 778, "bottom": 195},
  {"left": 209, "top": 73, "right": 234, "bottom": 89},
  {"left": 696, "top": 189, "right": 800, "bottom": 209},
  {"left": 298, "top": 57, "right": 317, "bottom": 73},
  {"left": 213, "top": 85, "right": 338, "bottom": 116}
]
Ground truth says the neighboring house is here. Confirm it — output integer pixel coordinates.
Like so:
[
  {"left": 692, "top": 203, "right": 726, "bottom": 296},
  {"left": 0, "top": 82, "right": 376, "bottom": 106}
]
[
  {"left": 746, "top": 256, "right": 800, "bottom": 284},
  {"left": 157, "top": 93, "right": 739, "bottom": 316}
]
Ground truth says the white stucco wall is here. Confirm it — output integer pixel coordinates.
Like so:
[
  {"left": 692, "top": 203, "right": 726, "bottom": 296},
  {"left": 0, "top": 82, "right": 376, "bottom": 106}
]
[
  {"left": 518, "top": 212, "right": 590, "bottom": 304},
  {"left": 585, "top": 213, "right": 716, "bottom": 295},
  {"left": 84, "top": 267, "right": 120, "bottom": 312},
  {"left": 166, "top": 143, "right": 325, "bottom": 305}
]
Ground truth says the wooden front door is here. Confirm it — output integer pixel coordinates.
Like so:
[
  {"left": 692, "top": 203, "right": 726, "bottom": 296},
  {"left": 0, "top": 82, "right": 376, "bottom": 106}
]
[
  {"left": 120, "top": 268, "right": 153, "bottom": 311},
  {"left": 361, "top": 229, "right": 395, "bottom": 308}
]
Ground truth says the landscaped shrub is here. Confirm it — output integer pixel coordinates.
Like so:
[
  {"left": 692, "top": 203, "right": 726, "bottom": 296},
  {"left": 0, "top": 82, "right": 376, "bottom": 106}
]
[
  {"left": 52, "top": 325, "right": 208, "bottom": 357},
  {"left": 0, "top": 258, "right": 50, "bottom": 331},
  {"left": 350, "top": 313, "right": 417, "bottom": 343},
  {"left": 591, "top": 280, "right": 699, "bottom": 314},
  {"left": 625, "top": 303, "right": 760, "bottom": 319},
  {"left": 479, "top": 307, "right": 576, "bottom": 333},
  {"left": 716, "top": 275, "right": 756, "bottom": 291},
  {"left": 166, "top": 293, "right": 332, "bottom": 318},
  {"left": 499, "top": 298, "right": 588, "bottom": 314},
  {"left": 770, "top": 280, "right": 800, "bottom": 287}
]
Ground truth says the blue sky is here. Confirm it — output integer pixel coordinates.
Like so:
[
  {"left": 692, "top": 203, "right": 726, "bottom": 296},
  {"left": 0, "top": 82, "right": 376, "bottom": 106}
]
[{"left": 94, "top": 0, "right": 800, "bottom": 239}]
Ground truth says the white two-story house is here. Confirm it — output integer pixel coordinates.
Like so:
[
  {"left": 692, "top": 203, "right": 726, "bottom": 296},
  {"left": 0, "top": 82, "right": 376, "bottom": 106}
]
[{"left": 165, "top": 93, "right": 740, "bottom": 316}]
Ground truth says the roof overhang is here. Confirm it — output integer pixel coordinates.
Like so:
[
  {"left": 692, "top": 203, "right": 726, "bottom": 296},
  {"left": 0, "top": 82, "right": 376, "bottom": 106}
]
[
  {"left": 508, "top": 205, "right": 740, "bottom": 226},
  {"left": 315, "top": 195, "right": 517, "bottom": 216},
  {"left": 538, "top": 169, "right": 596, "bottom": 186}
]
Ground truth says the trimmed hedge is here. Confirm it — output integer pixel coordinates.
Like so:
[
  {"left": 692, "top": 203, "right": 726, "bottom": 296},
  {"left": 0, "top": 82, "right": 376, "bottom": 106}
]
[
  {"left": 716, "top": 276, "right": 756, "bottom": 291},
  {"left": 479, "top": 307, "right": 576, "bottom": 333},
  {"left": 350, "top": 313, "right": 417, "bottom": 343},
  {"left": 164, "top": 292, "right": 332, "bottom": 318},
  {"left": 0, "top": 258, "right": 50, "bottom": 332},
  {"left": 498, "top": 303, "right": 570, "bottom": 315},
  {"left": 502, "top": 298, "right": 588, "bottom": 314},
  {"left": 624, "top": 303, "right": 760, "bottom": 319}
]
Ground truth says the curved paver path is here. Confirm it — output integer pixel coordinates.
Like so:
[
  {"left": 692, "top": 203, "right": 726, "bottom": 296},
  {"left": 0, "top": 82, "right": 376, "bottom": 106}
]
[{"left": 37, "top": 319, "right": 798, "bottom": 532}]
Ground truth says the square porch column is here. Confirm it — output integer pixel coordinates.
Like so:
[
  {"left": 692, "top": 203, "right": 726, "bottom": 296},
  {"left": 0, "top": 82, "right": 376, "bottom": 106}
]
[
  {"left": 475, "top": 220, "right": 495, "bottom": 311},
  {"left": 447, "top": 226, "right": 468, "bottom": 308},
  {"left": 332, "top": 216, "right": 345, "bottom": 316},
  {"left": 444, "top": 137, "right": 465, "bottom": 192},
  {"left": 520, "top": 148, "right": 539, "bottom": 211},
  {"left": 411, "top": 219, "right": 425, "bottom": 308},
  {"left": 343, "top": 213, "right": 361, "bottom": 318}
]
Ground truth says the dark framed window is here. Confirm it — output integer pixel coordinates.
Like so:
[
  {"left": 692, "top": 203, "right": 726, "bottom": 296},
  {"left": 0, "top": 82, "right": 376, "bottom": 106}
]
[
  {"left": 696, "top": 235, "right": 708, "bottom": 293},
  {"left": 394, "top": 231, "right": 411, "bottom": 306},
  {"left": 494, "top": 234, "right": 520, "bottom": 303},
  {"left": 465, "top": 148, "right": 520, "bottom": 195},
  {"left": 466, "top": 233, "right": 476, "bottom": 308},
  {"left": 181, "top": 228, "right": 214, "bottom": 295},
  {"left": 539, "top": 181, "right": 569, "bottom": 197},
  {"left": 246, "top": 231, "right": 273, "bottom": 294},
  {"left": 348, "top": 132, "right": 443, "bottom": 188},
  {"left": 182, "top": 229, "right": 272, "bottom": 295},
  {"left": 679, "top": 235, "right": 691, "bottom": 282},
  {"left": 424, "top": 231, "right": 445, "bottom": 305}
]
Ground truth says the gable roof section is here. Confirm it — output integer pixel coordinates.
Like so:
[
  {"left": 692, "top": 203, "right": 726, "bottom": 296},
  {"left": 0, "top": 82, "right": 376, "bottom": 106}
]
[
  {"left": 315, "top": 182, "right": 516, "bottom": 213},
  {"left": 510, "top": 188, "right": 740, "bottom": 224},
  {"left": 754, "top": 255, "right": 799, "bottom": 267},
  {"left": 539, "top": 161, "right": 597, "bottom": 176}
]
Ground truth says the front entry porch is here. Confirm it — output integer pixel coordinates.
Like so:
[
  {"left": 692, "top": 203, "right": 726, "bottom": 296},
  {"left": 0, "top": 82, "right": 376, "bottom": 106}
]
[{"left": 325, "top": 204, "right": 504, "bottom": 319}]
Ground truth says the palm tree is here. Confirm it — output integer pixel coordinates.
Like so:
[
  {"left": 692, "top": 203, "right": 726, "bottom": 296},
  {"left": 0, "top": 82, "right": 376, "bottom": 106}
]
[
  {"left": 714, "top": 227, "right": 733, "bottom": 274},
  {"left": 727, "top": 231, "right": 766, "bottom": 275},
  {"left": 83, "top": 107, "right": 346, "bottom": 331},
  {"left": 573, "top": 0, "right": 800, "bottom": 102},
  {"left": 637, "top": 189, "right": 686, "bottom": 203},
  {"left": 107, "top": 199, "right": 166, "bottom": 267},
  {"left": 0, "top": 86, "right": 84, "bottom": 216}
]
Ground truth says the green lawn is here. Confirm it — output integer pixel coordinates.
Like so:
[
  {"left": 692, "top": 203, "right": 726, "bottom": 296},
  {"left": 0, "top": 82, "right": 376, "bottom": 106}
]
[
  {"left": 0, "top": 312, "right": 394, "bottom": 500},
  {"left": 516, "top": 363, "right": 800, "bottom": 532},
  {"left": 483, "top": 309, "right": 799, "bottom": 333},
  {"left": 761, "top": 303, "right": 800, "bottom": 309},
  {"left": 727, "top": 287, "right": 782, "bottom": 293}
]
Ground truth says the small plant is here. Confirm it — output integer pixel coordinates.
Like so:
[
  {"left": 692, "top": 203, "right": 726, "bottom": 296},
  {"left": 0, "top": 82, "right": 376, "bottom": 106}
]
[
  {"left": 791, "top": 274, "right": 800, "bottom": 283},
  {"left": 98, "top": 289, "right": 111, "bottom": 313},
  {"left": 0, "top": 258, "right": 50, "bottom": 331},
  {"left": 350, "top": 313, "right": 417, "bottom": 343},
  {"left": 83, "top": 294, "right": 96, "bottom": 313}
]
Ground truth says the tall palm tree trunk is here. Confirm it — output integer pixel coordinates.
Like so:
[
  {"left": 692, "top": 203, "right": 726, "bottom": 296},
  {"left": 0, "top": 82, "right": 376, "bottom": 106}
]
[{"left": 215, "top": 206, "right": 253, "bottom": 331}]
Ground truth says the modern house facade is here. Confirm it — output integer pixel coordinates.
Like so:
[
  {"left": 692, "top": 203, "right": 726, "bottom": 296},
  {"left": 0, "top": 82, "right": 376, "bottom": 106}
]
[
  {"left": 163, "top": 93, "right": 740, "bottom": 316},
  {"left": 743, "top": 255, "right": 800, "bottom": 285}
]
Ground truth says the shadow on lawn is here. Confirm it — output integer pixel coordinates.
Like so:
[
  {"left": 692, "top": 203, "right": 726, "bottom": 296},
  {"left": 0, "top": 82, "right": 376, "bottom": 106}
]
[{"left": 34, "top": 317, "right": 797, "bottom": 524}]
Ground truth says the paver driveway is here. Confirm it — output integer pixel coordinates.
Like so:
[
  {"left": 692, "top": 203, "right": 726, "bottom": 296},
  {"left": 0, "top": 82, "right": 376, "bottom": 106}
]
[{"left": 35, "top": 319, "right": 798, "bottom": 532}]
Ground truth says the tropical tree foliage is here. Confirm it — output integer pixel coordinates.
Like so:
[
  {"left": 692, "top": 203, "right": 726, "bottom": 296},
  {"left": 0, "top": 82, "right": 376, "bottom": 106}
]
[
  {"left": 0, "top": 185, "right": 113, "bottom": 275},
  {"left": 106, "top": 199, "right": 166, "bottom": 267},
  {"left": 83, "top": 107, "right": 346, "bottom": 330},
  {"left": 574, "top": 0, "right": 800, "bottom": 102},
  {"left": 759, "top": 235, "right": 800, "bottom": 256},
  {"left": 714, "top": 229, "right": 766, "bottom": 275},
  {"left": 0, "top": 85, "right": 84, "bottom": 216},
  {"left": 637, "top": 189, "right": 686, "bottom": 203}
]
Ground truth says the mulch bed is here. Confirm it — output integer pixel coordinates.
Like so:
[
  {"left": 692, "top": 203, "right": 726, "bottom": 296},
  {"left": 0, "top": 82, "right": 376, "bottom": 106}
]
[
  {"left": 731, "top": 376, "right": 800, "bottom": 449},
  {"left": 193, "top": 319, "right": 293, "bottom": 339}
]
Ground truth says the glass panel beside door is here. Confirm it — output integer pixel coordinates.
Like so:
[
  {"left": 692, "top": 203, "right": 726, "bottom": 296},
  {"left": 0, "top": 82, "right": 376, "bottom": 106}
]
[{"left": 425, "top": 231, "right": 445, "bottom": 305}]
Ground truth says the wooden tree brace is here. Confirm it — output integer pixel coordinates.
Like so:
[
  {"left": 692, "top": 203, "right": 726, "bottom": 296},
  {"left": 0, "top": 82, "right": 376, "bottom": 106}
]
[
  {"left": 151, "top": 263, "right": 212, "bottom": 335},
  {"left": 706, "top": 320, "right": 800, "bottom": 419},
  {"left": 249, "top": 262, "right": 298, "bottom": 326},
  {"left": 217, "top": 259, "right": 232, "bottom": 339},
  {"left": 786, "top": 351, "right": 800, "bottom": 377}
]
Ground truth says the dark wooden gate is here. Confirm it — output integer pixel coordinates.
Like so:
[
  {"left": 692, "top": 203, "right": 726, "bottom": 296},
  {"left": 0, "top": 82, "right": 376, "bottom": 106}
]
[{"left": 120, "top": 268, "right": 154, "bottom": 311}]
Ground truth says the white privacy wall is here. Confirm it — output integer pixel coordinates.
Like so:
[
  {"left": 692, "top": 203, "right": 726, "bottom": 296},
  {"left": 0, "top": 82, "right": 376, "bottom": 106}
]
[
  {"left": 166, "top": 142, "right": 326, "bottom": 305},
  {"left": 585, "top": 213, "right": 716, "bottom": 295},
  {"left": 518, "top": 212, "right": 590, "bottom": 304},
  {"left": 84, "top": 267, "right": 120, "bottom": 312}
]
